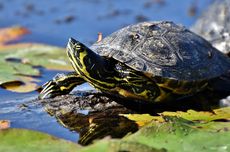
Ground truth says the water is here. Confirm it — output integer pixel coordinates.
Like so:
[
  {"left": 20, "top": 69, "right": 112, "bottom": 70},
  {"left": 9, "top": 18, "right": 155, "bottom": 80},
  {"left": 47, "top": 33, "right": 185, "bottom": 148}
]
[
  {"left": 0, "top": 0, "right": 213, "bottom": 142},
  {"left": 0, "top": 0, "right": 212, "bottom": 46}
]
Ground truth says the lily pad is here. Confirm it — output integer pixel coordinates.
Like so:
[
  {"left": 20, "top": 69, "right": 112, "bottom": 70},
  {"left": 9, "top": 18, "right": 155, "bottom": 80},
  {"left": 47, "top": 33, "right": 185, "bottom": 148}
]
[
  {"left": 0, "top": 128, "right": 163, "bottom": 152},
  {"left": 122, "top": 107, "right": 230, "bottom": 127},
  {"left": 161, "top": 107, "right": 230, "bottom": 122},
  {"left": 0, "top": 43, "right": 73, "bottom": 92},
  {"left": 1, "top": 76, "right": 40, "bottom": 92},
  {"left": 0, "top": 128, "right": 81, "bottom": 152},
  {"left": 119, "top": 114, "right": 164, "bottom": 127},
  {"left": 80, "top": 117, "right": 230, "bottom": 152},
  {"left": 79, "top": 139, "right": 165, "bottom": 152},
  {"left": 122, "top": 117, "right": 230, "bottom": 152},
  {"left": 0, "top": 120, "right": 10, "bottom": 129},
  {"left": 0, "top": 26, "right": 30, "bottom": 45}
]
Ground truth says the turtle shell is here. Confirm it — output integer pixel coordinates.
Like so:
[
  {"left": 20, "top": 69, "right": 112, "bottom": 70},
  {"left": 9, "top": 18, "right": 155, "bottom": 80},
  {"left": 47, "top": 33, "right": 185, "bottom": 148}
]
[{"left": 91, "top": 21, "right": 230, "bottom": 81}]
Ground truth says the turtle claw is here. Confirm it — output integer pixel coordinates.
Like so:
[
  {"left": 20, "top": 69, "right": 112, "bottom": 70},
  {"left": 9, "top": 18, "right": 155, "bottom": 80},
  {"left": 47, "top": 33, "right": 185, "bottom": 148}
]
[
  {"left": 38, "top": 80, "right": 66, "bottom": 99},
  {"left": 39, "top": 72, "right": 85, "bottom": 100},
  {"left": 40, "top": 81, "right": 53, "bottom": 94},
  {"left": 39, "top": 80, "right": 61, "bottom": 99}
]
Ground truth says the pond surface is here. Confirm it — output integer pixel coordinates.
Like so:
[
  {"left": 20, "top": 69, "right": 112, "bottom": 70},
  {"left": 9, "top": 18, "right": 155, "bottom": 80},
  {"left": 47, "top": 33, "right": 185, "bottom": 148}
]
[{"left": 0, "top": 0, "right": 213, "bottom": 142}]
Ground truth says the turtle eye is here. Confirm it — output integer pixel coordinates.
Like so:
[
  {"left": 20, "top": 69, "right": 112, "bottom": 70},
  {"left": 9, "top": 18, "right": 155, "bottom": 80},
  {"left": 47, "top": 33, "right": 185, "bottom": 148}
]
[
  {"left": 75, "top": 44, "right": 80, "bottom": 49},
  {"left": 74, "top": 44, "right": 82, "bottom": 51}
]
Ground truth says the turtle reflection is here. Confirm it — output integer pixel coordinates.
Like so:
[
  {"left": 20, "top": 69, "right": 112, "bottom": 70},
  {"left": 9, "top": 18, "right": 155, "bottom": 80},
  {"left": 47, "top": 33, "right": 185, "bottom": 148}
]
[
  {"left": 56, "top": 110, "right": 138, "bottom": 145},
  {"left": 40, "top": 91, "right": 138, "bottom": 145}
]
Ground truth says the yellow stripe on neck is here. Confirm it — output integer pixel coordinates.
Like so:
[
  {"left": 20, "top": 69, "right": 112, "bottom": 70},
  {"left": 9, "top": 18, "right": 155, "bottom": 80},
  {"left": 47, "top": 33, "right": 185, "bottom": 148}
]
[{"left": 69, "top": 48, "right": 115, "bottom": 88}]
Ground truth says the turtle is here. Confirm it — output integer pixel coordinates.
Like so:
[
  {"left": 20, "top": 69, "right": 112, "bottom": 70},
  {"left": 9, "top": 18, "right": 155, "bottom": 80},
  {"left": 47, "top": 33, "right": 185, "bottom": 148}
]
[
  {"left": 39, "top": 21, "right": 230, "bottom": 104},
  {"left": 191, "top": 0, "right": 230, "bottom": 57}
]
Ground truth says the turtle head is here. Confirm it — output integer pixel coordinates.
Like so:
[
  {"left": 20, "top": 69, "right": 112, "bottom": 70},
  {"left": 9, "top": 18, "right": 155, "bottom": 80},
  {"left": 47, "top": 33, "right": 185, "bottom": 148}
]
[
  {"left": 67, "top": 38, "right": 95, "bottom": 71},
  {"left": 66, "top": 37, "right": 114, "bottom": 86}
]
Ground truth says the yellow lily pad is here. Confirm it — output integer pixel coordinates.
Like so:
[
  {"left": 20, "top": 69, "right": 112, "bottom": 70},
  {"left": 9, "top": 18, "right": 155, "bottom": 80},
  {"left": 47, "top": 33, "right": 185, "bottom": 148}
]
[
  {"left": 1, "top": 76, "right": 40, "bottom": 92},
  {"left": 122, "top": 107, "right": 230, "bottom": 127},
  {"left": 120, "top": 114, "right": 164, "bottom": 127},
  {"left": 161, "top": 107, "right": 230, "bottom": 122}
]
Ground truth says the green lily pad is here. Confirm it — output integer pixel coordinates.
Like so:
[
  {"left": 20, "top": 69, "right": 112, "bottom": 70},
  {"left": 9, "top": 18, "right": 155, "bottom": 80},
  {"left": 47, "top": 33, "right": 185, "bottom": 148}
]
[
  {"left": 0, "top": 128, "right": 163, "bottom": 152},
  {"left": 0, "top": 128, "right": 81, "bottom": 152},
  {"left": 122, "top": 117, "right": 230, "bottom": 152},
  {"left": 80, "top": 117, "right": 230, "bottom": 152},
  {"left": 79, "top": 139, "right": 166, "bottom": 152},
  {"left": 0, "top": 43, "right": 73, "bottom": 92}
]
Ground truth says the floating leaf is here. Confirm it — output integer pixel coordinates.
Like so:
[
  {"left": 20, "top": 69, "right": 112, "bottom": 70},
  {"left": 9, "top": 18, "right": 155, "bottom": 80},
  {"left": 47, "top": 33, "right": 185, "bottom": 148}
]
[
  {"left": 121, "top": 117, "right": 230, "bottom": 152},
  {"left": 1, "top": 76, "right": 40, "bottom": 92},
  {"left": 122, "top": 107, "right": 230, "bottom": 127},
  {"left": 0, "top": 120, "right": 10, "bottom": 130},
  {"left": 161, "top": 107, "right": 230, "bottom": 122},
  {"left": 0, "top": 128, "right": 81, "bottom": 152},
  {"left": 78, "top": 117, "right": 230, "bottom": 152},
  {"left": 120, "top": 114, "right": 164, "bottom": 127},
  {"left": 79, "top": 139, "right": 165, "bottom": 152},
  {"left": 0, "top": 43, "right": 73, "bottom": 92},
  {"left": 0, "top": 43, "right": 72, "bottom": 70},
  {"left": 0, "top": 26, "right": 30, "bottom": 45}
]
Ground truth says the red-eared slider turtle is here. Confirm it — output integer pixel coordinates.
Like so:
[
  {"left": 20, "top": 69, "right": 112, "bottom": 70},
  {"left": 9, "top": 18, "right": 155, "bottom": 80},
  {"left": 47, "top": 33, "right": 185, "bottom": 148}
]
[
  {"left": 192, "top": 0, "right": 230, "bottom": 56},
  {"left": 39, "top": 21, "right": 230, "bottom": 103}
]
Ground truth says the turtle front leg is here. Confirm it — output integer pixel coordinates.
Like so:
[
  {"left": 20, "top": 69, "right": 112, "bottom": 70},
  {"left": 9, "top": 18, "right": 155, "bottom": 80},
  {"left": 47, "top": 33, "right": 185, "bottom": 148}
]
[{"left": 39, "top": 72, "right": 85, "bottom": 99}]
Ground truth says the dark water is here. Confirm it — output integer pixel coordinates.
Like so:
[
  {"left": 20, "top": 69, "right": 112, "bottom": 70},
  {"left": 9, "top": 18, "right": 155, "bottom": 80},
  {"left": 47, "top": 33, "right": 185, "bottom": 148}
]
[{"left": 0, "top": 0, "right": 213, "bottom": 142}]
